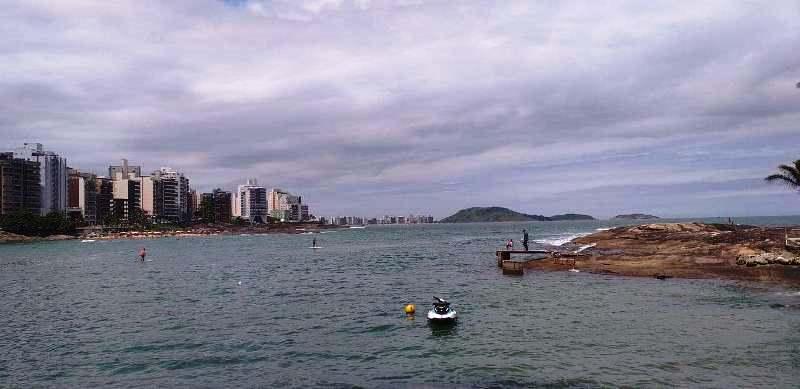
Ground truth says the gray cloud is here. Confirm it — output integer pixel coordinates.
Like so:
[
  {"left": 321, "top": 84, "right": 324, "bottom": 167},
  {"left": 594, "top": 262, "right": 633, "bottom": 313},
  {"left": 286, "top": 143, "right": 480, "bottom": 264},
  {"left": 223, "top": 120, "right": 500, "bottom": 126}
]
[{"left": 2, "top": 0, "right": 799, "bottom": 218}]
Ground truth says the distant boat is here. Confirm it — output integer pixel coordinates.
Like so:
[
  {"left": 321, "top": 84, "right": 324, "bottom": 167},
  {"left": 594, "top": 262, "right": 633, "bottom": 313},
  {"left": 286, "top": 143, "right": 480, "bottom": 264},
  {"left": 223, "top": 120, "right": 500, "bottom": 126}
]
[
  {"left": 349, "top": 226, "right": 367, "bottom": 229},
  {"left": 81, "top": 239, "right": 96, "bottom": 243}
]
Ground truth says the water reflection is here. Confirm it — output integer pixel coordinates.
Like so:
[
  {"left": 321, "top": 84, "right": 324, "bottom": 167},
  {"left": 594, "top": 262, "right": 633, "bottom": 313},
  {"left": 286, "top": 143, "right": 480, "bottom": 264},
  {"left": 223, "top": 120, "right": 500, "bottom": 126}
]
[{"left": 428, "top": 320, "right": 458, "bottom": 337}]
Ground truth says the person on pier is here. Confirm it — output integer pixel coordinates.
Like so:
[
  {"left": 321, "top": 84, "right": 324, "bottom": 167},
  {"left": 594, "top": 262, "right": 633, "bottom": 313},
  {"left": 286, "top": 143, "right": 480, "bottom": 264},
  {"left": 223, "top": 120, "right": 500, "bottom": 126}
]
[{"left": 522, "top": 229, "right": 529, "bottom": 251}]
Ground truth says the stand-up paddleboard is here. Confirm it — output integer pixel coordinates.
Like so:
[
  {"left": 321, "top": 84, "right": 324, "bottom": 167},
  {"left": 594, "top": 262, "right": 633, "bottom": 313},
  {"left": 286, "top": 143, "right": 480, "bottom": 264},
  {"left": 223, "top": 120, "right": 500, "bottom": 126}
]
[{"left": 310, "top": 246, "right": 323, "bottom": 249}]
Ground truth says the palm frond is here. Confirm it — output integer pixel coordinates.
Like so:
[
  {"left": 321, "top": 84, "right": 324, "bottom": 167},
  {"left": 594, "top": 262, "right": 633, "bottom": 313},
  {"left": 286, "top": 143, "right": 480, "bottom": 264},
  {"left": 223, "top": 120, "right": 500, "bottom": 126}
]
[
  {"left": 777, "top": 164, "right": 800, "bottom": 183},
  {"left": 766, "top": 159, "right": 800, "bottom": 190},
  {"left": 765, "top": 173, "right": 800, "bottom": 188}
]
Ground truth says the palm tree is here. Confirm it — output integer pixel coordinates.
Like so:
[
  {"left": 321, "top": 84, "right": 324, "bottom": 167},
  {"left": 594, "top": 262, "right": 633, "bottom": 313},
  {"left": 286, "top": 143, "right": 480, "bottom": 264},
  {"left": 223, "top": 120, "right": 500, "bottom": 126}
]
[{"left": 765, "top": 159, "right": 800, "bottom": 192}]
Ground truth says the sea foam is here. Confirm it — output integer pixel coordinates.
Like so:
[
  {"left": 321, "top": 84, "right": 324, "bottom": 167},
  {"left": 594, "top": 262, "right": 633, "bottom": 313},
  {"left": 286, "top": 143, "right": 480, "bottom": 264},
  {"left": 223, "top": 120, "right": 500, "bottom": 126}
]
[{"left": 534, "top": 233, "right": 589, "bottom": 246}]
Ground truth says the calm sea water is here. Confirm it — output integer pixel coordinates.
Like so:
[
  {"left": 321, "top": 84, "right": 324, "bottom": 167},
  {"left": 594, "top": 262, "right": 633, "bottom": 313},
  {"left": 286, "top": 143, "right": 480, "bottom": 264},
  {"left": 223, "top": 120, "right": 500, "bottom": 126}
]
[{"left": 2, "top": 217, "right": 800, "bottom": 388}]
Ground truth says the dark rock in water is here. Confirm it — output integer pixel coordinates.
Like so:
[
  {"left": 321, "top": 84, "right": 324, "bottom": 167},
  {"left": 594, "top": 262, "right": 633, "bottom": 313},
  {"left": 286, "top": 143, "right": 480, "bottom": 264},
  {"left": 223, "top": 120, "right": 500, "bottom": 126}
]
[
  {"left": 613, "top": 213, "right": 660, "bottom": 220},
  {"left": 654, "top": 274, "right": 673, "bottom": 280},
  {"left": 549, "top": 213, "right": 596, "bottom": 221},
  {"left": 769, "top": 303, "right": 786, "bottom": 309}
]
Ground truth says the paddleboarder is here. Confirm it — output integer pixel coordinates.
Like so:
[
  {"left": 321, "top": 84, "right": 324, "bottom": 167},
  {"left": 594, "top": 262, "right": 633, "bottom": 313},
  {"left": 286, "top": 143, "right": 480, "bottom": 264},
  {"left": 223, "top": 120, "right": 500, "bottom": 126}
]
[{"left": 138, "top": 247, "right": 146, "bottom": 262}]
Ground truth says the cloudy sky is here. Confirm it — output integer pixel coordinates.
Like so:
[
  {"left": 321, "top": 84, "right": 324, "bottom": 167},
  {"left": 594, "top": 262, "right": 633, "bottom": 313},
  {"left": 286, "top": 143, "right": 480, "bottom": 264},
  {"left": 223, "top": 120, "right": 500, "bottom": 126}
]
[{"left": 2, "top": 0, "right": 799, "bottom": 218}]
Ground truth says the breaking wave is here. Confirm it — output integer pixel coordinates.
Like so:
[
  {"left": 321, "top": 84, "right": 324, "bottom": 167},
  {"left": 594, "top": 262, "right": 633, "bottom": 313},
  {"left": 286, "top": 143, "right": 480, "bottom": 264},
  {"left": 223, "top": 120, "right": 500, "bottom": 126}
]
[{"left": 534, "top": 233, "right": 590, "bottom": 246}]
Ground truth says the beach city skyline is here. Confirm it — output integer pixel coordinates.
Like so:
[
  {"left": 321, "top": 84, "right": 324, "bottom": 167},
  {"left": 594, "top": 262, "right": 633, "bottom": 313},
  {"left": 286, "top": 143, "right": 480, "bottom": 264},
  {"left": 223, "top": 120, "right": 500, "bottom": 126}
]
[
  {"left": 3, "top": 1, "right": 800, "bottom": 218},
  {"left": 2, "top": 141, "right": 438, "bottom": 224}
]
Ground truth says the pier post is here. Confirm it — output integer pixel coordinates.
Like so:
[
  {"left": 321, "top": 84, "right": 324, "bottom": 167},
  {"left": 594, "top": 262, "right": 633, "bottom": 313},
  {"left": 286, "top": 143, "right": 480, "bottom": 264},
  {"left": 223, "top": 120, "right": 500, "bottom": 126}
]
[
  {"left": 497, "top": 251, "right": 511, "bottom": 267},
  {"left": 501, "top": 260, "right": 524, "bottom": 275}
]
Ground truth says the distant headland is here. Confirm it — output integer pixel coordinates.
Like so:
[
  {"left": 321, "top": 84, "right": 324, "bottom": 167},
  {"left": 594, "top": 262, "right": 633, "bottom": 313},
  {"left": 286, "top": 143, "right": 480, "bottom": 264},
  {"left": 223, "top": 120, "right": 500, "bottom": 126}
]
[
  {"left": 613, "top": 213, "right": 660, "bottom": 220},
  {"left": 439, "top": 207, "right": 595, "bottom": 223}
]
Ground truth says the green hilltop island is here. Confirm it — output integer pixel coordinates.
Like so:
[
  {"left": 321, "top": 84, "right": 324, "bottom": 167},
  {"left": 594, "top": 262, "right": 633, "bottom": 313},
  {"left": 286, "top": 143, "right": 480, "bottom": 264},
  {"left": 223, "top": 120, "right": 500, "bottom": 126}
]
[{"left": 440, "top": 207, "right": 595, "bottom": 223}]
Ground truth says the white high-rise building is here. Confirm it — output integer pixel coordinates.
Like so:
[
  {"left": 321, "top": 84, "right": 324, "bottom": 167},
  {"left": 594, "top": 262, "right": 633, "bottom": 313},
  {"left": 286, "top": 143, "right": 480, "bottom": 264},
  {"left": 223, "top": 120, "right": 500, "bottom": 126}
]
[
  {"left": 14, "top": 143, "right": 67, "bottom": 216},
  {"left": 269, "top": 188, "right": 306, "bottom": 221},
  {"left": 235, "top": 179, "right": 267, "bottom": 223},
  {"left": 152, "top": 167, "right": 190, "bottom": 223},
  {"left": 268, "top": 188, "right": 289, "bottom": 214},
  {"left": 138, "top": 176, "right": 162, "bottom": 217}
]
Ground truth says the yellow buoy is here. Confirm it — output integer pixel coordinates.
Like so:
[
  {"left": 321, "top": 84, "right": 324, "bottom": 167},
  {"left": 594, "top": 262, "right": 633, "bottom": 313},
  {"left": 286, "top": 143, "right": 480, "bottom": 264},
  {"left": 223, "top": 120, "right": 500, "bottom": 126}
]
[{"left": 404, "top": 304, "right": 416, "bottom": 315}]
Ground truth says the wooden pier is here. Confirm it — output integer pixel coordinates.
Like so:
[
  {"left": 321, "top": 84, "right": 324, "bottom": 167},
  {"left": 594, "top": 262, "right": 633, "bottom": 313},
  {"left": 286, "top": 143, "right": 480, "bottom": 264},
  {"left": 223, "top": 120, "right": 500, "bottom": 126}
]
[
  {"left": 495, "top": 249, "right": 588, "bottom": 275},
  {"left": 496, "top": 250, "right": 551, "bottom": 275}
]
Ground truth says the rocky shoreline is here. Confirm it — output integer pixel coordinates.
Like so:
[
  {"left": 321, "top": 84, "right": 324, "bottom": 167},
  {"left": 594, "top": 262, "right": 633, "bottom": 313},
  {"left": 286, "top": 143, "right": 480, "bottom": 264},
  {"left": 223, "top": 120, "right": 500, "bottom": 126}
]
[
  {"left": 526, "top": 223, "right": 800, "bottom": 284},
  {"left": 0, "top": 231, "right": 76, "bottom": 244},
  {"left": 0, "top": 223, "right": 342, "bottom": 244}
]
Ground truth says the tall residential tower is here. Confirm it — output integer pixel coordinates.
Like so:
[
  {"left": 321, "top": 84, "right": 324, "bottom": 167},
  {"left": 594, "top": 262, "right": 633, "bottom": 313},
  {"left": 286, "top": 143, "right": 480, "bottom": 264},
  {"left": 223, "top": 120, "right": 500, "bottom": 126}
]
[{"left": 13, "top": 143, "right": 67, "bottom": 215}]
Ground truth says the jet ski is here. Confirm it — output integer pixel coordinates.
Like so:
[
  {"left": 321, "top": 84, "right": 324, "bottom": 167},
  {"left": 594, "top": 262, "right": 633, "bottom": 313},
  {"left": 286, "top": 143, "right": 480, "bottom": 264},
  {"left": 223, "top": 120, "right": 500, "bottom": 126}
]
[{"left": 427, "top": 296, "right": 457, "bottom": 321}]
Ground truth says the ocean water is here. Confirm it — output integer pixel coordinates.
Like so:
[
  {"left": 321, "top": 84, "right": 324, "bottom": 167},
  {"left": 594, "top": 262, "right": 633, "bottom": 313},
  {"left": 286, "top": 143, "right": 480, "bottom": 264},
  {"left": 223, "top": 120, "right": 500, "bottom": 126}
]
[{"left": 2, "top": 218, "right": 800, "bottom": 388}]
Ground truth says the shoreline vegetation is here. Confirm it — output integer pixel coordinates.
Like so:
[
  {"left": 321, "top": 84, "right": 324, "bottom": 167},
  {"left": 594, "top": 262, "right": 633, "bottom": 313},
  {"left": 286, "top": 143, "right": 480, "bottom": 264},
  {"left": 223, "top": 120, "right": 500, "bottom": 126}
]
[
  {"left": 528, "top": 222, "right": 800, "bottom": 284},
  {"left": 0, "top": 222, "right": 343, "bottom": 244}
]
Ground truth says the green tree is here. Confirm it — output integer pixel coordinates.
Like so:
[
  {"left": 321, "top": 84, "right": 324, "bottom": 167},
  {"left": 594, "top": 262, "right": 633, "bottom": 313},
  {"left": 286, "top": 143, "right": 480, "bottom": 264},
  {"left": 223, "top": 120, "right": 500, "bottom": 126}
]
[
  {"left": 765, "top": 159, "right": 800, "bottom": 192},
  {"left": 0, "top": 211, "right": 77, "bottom": 237},
  {"left": 128, "top": 208, "right": 149, "bottom": 229}
]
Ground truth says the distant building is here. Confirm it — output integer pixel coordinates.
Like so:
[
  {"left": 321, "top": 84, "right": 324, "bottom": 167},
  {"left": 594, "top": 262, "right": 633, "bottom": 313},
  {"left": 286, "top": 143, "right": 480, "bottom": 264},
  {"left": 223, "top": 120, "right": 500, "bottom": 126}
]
[
  {"left": 112, "top": 178, "right": 141, "bottom": 222},
  {"left": 138, "top": 175, "right": 163, "bottom": 219},
  {"left": 214, "top": 189, "right": 232, "bottom": 223},
  {"left": 108, "top": 159, "right": 141, "bottom": 178},
  {"left": 13, "top": 143, "right": 67, "bottom": 215},
  {"left": 269, "top": 188, "right": 307, "bottom": 222},
  {"left": 67, "top": 169, "right": 98, "bottom": 224},
  {"left": 200, "top": 192, "right": 214, "bottom": 222},
  {"left": 94, "top": 177, "right": 113, "bottom": 224},
  {"left": 108, "top": 159, "right": 142, "bottom": 223},
  {"left": 201, "top": 188, "right": 232, "bottom": 223},
  {"left": 189, "top": 189, "right": 198, "bottom": 220},
  {"left": 268, "top": 188, "right": 290, "bottom": 215},
  {"left": 236, "top": 179, "right": 267, "bottom": 223},
  {"left": 152, "top": 167, "right": 191, "bottom": 223},
  {"left": 0, "top": 152, "right": 41, "bottom": 215}
]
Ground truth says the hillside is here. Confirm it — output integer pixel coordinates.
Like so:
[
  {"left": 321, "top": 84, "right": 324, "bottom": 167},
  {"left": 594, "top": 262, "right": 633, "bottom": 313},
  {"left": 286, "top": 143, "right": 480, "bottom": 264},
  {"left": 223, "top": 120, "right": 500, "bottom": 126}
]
[
  {"left": 613, "top": 213, "right": 660, "bottom": 220},
  {"left": 440, "top": 207, "right": 595, "bottom": 223}
]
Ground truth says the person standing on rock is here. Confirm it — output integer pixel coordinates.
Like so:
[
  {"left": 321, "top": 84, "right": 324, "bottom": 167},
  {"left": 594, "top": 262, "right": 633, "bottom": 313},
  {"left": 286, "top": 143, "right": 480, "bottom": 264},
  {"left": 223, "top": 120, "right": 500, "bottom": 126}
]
[{"left": 522, "top": 229, "right": 529, "bottom": 251}]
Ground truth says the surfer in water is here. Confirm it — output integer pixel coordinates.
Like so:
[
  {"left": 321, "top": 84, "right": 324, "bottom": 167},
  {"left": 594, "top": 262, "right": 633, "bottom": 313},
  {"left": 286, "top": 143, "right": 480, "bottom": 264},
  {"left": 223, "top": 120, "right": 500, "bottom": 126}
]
[{"left": 138, "top": 247, "right": 146, "bottom": 262}]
